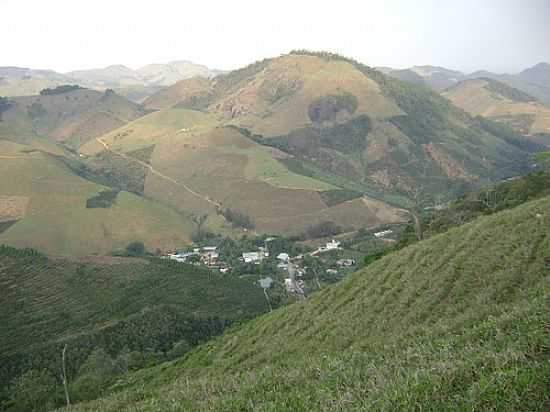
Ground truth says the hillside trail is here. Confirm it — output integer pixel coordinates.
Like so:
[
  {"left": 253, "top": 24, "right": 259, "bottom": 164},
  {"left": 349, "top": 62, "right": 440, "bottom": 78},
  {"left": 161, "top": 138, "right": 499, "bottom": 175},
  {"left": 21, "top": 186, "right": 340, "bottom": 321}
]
[{"left": 95, "top": 137, "right": 220, "bottom": 208}]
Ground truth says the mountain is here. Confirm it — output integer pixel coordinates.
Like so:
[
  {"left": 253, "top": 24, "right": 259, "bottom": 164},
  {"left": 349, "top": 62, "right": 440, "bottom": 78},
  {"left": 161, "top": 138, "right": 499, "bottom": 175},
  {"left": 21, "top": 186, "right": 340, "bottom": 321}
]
[
  {"left": 381, "top": 63, "right": 550, "bottom": 104},
  {"left": 0, "top": 52, "right": 538, "bottom": 254},
  {"left": 0, "top": 67, "right": 76, "bottom": 97},
  {"left": 0, "top": 86, "right": 147, "bottom": 149},
  {"left": 518, "top": 62, "right": 550, "bottom": 86},
  {"left": 0, "top": 61, "right": 221, "bottom": 102},
  {"left": 74, "top": 51, "right": 538, "bottom": 241},
  {"left": 0, "top": 246, "right": 267, "bottom": 392},
  {"left": 67, "top": 61, "right": 221, "bottom": 88},
  {"left": 443, "top": 78, "right": 550, "bottom": 143},
  {"left": 66, "top": 192, "right": 550, "bottom": 411},
  {"left": 408, "top": 65, "right": 464, "bottom": 91},
  {"left": 382, "top": 68, "right": 427, "bottom": 86}
]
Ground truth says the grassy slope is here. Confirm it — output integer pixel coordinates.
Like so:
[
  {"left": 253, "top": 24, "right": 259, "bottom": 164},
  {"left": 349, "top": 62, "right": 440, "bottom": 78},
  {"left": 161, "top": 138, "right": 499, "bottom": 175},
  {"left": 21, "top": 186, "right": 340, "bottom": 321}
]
[
  {"left": 0, "top": 140, "right": 194, "bottom": 255},
  {"left": 0, "top": 89, "right": 146, "bottom": 149},
  {"left": 0, "top": 247, "right": 268, "bottom": 386},
  {"left": 145, "top": 52, "right": 533, "bottom": 197},
  {"left": 443, "top": 78, "right": 550, "bottom": 136},
  {"left": 82, "top": 109, "right": 407, "bottom": 236},
  {"left": 0, "top": 250, "right": 266, "bottom": 356},
  {"left": 70, "top": 195, "right": 550, "bottom": 411}
]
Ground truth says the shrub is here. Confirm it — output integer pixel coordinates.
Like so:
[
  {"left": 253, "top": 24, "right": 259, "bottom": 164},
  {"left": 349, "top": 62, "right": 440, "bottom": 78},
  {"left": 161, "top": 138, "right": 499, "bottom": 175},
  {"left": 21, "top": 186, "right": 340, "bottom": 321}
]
[{"left": 125, "top": 241, "right": 145, "bottom": 256}]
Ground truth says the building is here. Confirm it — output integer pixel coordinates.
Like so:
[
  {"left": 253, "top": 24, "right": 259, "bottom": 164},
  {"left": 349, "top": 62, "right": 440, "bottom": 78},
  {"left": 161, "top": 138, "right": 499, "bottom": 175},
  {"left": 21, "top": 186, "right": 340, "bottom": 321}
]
[
  {"left": 277, "top": 252, "right": 290, "bottom": 262},
  {"left": 242, "top": 251, "right": 263, "bottom": 264},
  {"left": 374, "top": 229, "right": 393, "bottom": 238},
  {"left": 325, "top": 240, "right": 341, "bottom": 250},
  {"left": 336, "top": 258, "right": 356, "bottom": 267}
]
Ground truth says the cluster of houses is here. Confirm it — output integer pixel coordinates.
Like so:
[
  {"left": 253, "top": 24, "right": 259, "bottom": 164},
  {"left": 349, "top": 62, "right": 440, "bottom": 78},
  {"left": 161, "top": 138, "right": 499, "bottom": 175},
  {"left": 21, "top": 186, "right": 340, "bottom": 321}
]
[
  {"left": 164, "top": 237, "right": 359, "bottom": 295},
  {"left": 164, "top": 246, "right": 231, "bottom": 273}
]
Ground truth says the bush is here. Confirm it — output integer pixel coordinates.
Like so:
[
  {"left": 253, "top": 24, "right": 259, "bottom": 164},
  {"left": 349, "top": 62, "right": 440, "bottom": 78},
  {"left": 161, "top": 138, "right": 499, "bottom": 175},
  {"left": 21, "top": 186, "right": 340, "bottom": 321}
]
[
  {"left": 221, "top": 209, "right": 255, "bottom": 230},
  {"left": 305, "top": 221, "right": 343, "bottom": 239},
  {"left": 125, "top": 241, "right": 145, "bottom": 256},
  {"left": 8, "top": 369, "right": 60, "bottom": 412}
]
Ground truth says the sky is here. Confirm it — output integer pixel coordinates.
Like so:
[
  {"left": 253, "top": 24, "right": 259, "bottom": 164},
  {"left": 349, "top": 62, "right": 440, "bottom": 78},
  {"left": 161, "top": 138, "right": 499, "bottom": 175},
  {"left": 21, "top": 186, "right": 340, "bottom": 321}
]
[{"left": 2, "top": 0, "right": 550, "bottom": 74}]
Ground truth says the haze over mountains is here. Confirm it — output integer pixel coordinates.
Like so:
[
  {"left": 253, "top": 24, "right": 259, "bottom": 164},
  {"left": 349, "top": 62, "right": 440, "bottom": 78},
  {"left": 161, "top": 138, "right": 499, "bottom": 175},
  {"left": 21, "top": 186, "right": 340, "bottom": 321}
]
[
  {"left": 0, "top": 61, "right": 222, "bottom": 102},
  {"left": 382, "top": 62, "right": 550, "bottom": 103}
]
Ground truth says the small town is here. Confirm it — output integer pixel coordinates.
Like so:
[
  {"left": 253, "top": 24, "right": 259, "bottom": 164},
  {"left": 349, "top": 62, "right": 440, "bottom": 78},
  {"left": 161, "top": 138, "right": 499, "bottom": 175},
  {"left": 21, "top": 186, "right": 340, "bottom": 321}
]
[{"left": 161, "top": 226, "right": 398, "bottom": 297}]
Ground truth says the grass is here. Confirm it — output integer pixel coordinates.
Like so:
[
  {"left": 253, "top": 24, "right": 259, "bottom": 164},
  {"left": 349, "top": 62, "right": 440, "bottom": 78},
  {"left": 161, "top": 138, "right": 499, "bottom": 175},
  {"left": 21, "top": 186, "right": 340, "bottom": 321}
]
[
  {"left": 0, "top": 247, "right": 268, "bottom": 390},
  {"left": 67, "top": 193, "right": 550, "bottom": 411},
  {"left": 0, "top": 143, "right": 195, "bottom": 255}
]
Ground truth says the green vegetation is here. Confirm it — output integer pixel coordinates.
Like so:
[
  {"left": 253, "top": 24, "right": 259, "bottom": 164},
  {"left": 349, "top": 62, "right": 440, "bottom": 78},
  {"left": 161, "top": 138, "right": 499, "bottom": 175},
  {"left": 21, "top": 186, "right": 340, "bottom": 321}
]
[
  {"left": 0, "top": 96, "right": 11, "bottom": 121},
  {"left": 307, "top": 92, "right": 358, "bottom": 123},
  {"left": 85, "top": 190, "right": 119, "bottom": 208},
  {"left": 0, "top": 246, "right": 268, "bottom": 408},
  {"left": 319, "top": 189, "right": 363, "bottom": 207},
  {"left": 482, "top": 77, "right": 536, "bottom": 102},
  {"left": 397, "top": 170, "right": 550, "bottom": 249},
  {"left": 220, "top": 208, "right": 255, "bottom": 230},
  {"left": 67, "top": 193, "right": 550, "bottom": 411},
  {"left": 39, "top": 85, "right": 85, "bottom": 95}
]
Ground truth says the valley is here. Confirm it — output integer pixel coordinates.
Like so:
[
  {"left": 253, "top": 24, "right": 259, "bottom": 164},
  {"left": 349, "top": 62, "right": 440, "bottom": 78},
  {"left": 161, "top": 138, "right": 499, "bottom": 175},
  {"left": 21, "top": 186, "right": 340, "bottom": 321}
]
[{"left": 1, "top": 38, "right": 549, "bottom": 412}]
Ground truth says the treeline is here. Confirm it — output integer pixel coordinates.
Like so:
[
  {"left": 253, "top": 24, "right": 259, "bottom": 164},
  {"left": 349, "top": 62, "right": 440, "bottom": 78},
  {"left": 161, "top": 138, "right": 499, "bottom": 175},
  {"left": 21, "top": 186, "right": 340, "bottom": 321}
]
[
  {"left": 39, "top": 85, "right": 84, "bottom": 95},
  {"left": 396, "top": 169, "right": 550, "bottom": 249},
  {"left": 0, "top": 96, "right": 12, "bottom": 121}
]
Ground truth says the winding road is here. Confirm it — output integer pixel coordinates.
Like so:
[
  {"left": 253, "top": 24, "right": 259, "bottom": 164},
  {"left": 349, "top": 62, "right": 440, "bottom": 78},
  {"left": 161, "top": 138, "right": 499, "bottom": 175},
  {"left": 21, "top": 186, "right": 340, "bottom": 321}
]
[{"left": 95, "top": 137, "right": 220, "bottom": 208}]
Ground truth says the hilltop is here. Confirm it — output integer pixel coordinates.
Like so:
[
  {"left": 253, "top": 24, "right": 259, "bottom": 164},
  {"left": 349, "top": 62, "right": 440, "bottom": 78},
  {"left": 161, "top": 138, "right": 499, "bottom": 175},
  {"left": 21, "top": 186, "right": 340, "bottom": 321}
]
[
  {"left": 109, "top": 52, "right": 534, "bottom": 208},
  {"left": 443, "top": 78, "right": 550, "bottom": 143},
  {"left": 66, "top": 191, "right": 550, "bottom": 411}
]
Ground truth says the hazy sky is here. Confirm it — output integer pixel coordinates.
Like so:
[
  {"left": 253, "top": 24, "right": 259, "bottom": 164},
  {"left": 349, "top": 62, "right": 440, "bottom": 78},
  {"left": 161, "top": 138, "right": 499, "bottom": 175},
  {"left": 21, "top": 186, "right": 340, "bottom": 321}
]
[{"left": 3, "top": 0, "right": 549, "bottom": 73}]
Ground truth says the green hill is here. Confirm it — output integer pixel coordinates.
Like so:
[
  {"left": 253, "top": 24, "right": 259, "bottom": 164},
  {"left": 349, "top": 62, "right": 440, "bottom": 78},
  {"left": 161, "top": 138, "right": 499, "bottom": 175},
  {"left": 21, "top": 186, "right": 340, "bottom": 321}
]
[
  {"left": 443, "top": 78, "right": 550, "bottom": 141},
  {"left": 75, "top": 51, "right": 539, "bottom": 240},
  {"left": 0, "top": 140, "right": 195, "bottom": 255},
  {"left": 67, "top": 194, "right": 550, "bottom": 411},
  {"left": 135, "top": 51, "right": 535, "bottom": 201},
  {"left": 0, "top": 248, "right": 268, "bottom": 396},
  {"left": 0, "top": 87, "right": 147, "bottom": 149}
]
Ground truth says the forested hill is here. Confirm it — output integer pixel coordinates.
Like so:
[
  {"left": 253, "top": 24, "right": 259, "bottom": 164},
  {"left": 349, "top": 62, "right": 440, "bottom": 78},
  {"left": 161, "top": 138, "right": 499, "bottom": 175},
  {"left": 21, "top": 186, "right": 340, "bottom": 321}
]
[{"left": 0, "top": 249, "right": 268, "bottom": 408}]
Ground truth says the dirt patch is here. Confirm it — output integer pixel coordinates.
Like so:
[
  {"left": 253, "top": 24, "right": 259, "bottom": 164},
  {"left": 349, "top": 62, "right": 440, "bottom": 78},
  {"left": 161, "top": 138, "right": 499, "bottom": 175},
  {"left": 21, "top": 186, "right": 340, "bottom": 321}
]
[
  {"left": 423, "top": 143, "right": 470, "bottom": 179},
  {"left": 0, "top": 196, "right": 29, "bottom": 222}
]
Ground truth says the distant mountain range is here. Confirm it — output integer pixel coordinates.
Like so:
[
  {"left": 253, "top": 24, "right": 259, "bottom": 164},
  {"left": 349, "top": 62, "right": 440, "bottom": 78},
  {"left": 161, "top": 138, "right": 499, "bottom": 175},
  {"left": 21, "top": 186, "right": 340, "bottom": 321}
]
[
  {"left": 380, "top": 62, "right": 550, "bottom": 103},
  {"left": 0, "top": 61, "right": 223, "bottom": 102}
]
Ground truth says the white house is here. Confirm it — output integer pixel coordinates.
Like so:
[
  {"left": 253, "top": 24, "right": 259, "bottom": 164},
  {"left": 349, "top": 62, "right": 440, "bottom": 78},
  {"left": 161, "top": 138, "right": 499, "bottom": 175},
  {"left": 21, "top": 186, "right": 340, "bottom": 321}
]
[
  {"left": 374, "top": 230, "right": 393, "bottom": 238},
  {"left": 242, "top": 251, "right": 263, "bottom": 264},
  {"left": 325, "top": 239, "right": 341, "bottom": 250},
  {"left": 277, "top": 252, "right": 290, "bottom": 261}
]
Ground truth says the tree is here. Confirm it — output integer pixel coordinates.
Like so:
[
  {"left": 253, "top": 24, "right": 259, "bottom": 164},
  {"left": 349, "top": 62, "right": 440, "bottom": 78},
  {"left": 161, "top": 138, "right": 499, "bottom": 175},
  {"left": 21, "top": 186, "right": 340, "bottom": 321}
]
[
  {"left": 0, "top": 96, "right": 12, "bottom": 121},
  {"left": 192, "top": 214, "right": 208, "bottom": 241},
  {"left": 8, "top": 369, "right": 59, "bottom": 412},
  {"left": 125, "top": 241, "right": 145, "bottom": 256},
  {"left": 71, "top": 348, "right": 117, "bottom": 402}
]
